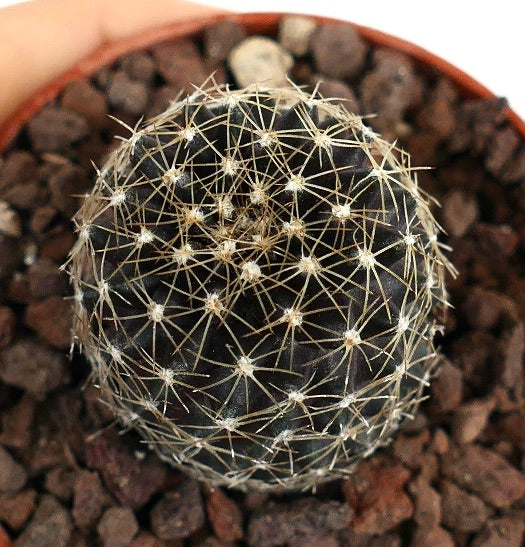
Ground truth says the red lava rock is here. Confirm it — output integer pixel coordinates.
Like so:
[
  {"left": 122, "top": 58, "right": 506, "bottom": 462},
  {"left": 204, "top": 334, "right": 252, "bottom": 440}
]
[
  {"left": 408, "top": 475, "right": 441, "bottom": 528},
  {"left": 97, "top": 506, "right": 139, "bottom": 547},
  {"left": 360, "top": 49, "right": 420, "bottom": 134},
  {"left": 39, "top": 229, "right": 75, "bottom": 262},
  {"left": 153, "top": 40, "right": 209, "bottom": 93},
  {"left": 490, "top": 412, "right": 525, "bottom": 447},
  {"left": 450, "top": 331, "right": 494, "bottom": 392},
  {"left": 474, "top": 223, "right": 519, "bottom": 257},
  {"left": 311, "top": 23, "right": 367, "bottom": 79},
  {"left": 0, "top": 307, "right": 15, "bottom": 349},
  {"left": 48, "top": 163, "right": 90, "bottom": 217},
  {"left": 24, "top": 295, "right": 72, "bottom": 349},
  {"left": 451, "top": 397, "right": 496, "bottom": 444},
  {"left": 0, "top": 151, "right": 38, "bottom": 190},
  {"left": 471, "top": 515, "right": 525, "bottom": 547},
  {"left": 72, "top": 470, "right": 109, "bottom": 529},
  {"left": 204, "top": 485, "right": 243, "bottom": 542},
  {"left": 430, "top": 358, "right": 463, "bottom": 413},
  {"left": 151, "top": 480, "right": 205, "bottom": 541},
  {"left": 247, "top": 498, "right": 351, "bottom": 547},
  {"left": 0, "top": 339, "right": 65, "bottom": 399},
  {"left": 0, "top": 446, "right": 27, "bottom": 493},
  {"left": 84, "top": 430, "right": 167, "bottom": 510},
  {"left": 120, "top": 51, "right": 156, "bottom": 83},
  {"left": 441, "top": 444, "right": 525, "bottom": 508},
  {"left": 147, "top": 85, "right": 181, "bottom": 118},
  {"left": 130, "top": 532, "right": 169, "bottom": 547},
  {"left": 411, "top": 526, "right": 454, "bottom": 547},
  {"left": 463, "top": 288, "right": 518, "bottom": 331},
  {"left": 415, "top": 97, "right": 456, "bottom": 139},
  {"left": 0, "top": 395, "right": 36, "bottom": 450},
  {"left": 497, "top": 320, "right": 524, "bottom": 392},
  {"left": 392, "top": 430, "right": 430, "bottom": 470},
  {"left": 15, "top": 494, "right": 73, "bottom": 547},
  {"left": 61, "top": 79, "right": 108, "bottom": 129},
  {"left": 342, "top": 457, "right": 413, "bottom": 534},
  {"left": 0, "top": 525, "right": 11, "bottom": 547},
  {"left": 485, "top": 127, "right": 521, "bottom": 176},
  {"left": 430, "top": 428, "right": 449, "bottom": 455},
  {"left": 441, "top": 190, "right": 478, "bottom": 238},
  {"left": 44, "top": 466, "right": 76, "bottom": 501},
  {"left": 0, "top": 489, "right": 36, "bottom": 530},
  {"left": 314, "top": 77, "right": 360, "bottom": 111},
  {"left": 204, "top": 20, "right": 247, "bottom": 62},
  {"left": 440, "top": 479, "right": 492, "bottom": 532},
  {"left": 82, "top": 384, "right": 116, "bottom": 428},
  {"left": 30, "top": 205, "right": 59, "bottom": 236},
  {"left": 27, "top": 258, "right": 64, "bottom": 300},
  {"left": 27, "top": 106, "right": 89, "bottom": 152},
  {"left": 108, "top": 71, "right": 149, "bottom": 116}
]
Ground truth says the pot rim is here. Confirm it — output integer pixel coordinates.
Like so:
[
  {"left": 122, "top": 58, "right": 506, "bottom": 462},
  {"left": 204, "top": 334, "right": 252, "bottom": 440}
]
[{"left": 1, "top": 11, "right": 524, "bottom": 152}]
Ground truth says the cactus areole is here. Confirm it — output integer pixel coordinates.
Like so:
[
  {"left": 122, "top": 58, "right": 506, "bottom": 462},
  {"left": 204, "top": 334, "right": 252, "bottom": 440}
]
[{"left": 67, "top": 83, "right": 452, "bottom": 491}]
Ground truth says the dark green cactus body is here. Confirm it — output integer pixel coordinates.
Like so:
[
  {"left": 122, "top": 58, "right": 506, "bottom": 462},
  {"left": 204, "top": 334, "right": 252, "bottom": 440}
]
[{"left": 68, "top": 84, "right": 451, "bottom": 491}]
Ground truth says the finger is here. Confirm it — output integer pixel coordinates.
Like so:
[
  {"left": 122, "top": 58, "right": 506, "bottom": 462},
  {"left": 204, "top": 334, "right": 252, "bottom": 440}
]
[{"left": 0, "top": 0, "right": 228, "bottom": 125}]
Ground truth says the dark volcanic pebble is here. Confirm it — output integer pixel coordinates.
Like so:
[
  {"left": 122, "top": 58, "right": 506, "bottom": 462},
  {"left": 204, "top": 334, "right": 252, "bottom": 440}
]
[
  {"left": 204, "top": 20, "right": 247, "bottom": 62},
  {"left": 311, "top": 23, "right": 367, "bottom": 79},
  {"left": 27, "top": 106, "right": 89, "bottom": 152},
  {"left": 72, "top": 470, "right": 109, "bottom": 528},
  {"left": 61, "top": 79, "right": 109, "bottom": 129},
  {"left": 108, "top": 71, "right": 149, "bottom": 115},
  {"left": 84, "top": 430, "right": 167, "bottom": 510},
  {"left": 24, "top": 294, "right": 73, "bottom": 349},
  {"left": 150, "top": 480, "right": 205, "bottom": 540},
  {"left": 97, "top": 506, "right": 139, "bottom": 547},
  {"left": 204, "top": 485, "right": 244, "bottom": 542},
  {"left": 247, "top": 498, "right": 351, "bottom": 547}
]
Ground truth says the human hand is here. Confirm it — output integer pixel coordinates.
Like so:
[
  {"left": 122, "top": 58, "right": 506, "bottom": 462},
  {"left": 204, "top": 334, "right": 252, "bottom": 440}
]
[{"left": 0, "top": 0, "right": 226, "bottom": 126}]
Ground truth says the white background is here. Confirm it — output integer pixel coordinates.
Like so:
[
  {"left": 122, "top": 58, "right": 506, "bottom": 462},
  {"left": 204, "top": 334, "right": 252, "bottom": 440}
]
[{"left": 1, "top": 0, "right": 523, "bottom": 121}]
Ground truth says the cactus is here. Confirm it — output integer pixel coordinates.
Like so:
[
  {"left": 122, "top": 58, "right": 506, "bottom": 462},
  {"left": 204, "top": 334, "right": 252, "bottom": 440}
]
[{"left": 67, "top": 82, "right": 452, "bottom": 491}]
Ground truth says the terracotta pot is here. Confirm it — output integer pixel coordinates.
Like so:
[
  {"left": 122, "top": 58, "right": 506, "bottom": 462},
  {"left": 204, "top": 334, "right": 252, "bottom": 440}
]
[{"left": 0, "top": 11, "right": 524, "bottom": 154}]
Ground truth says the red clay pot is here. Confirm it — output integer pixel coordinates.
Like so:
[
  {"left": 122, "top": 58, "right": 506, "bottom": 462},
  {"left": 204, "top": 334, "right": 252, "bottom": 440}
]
[{"left": 1, "top": 11, "right": 524, "bottom": 152}]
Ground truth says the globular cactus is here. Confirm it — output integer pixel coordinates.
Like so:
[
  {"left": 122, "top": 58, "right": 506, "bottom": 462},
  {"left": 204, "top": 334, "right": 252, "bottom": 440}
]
[{"left": 67, "top": 82, "right": 452, "bottom": 491}]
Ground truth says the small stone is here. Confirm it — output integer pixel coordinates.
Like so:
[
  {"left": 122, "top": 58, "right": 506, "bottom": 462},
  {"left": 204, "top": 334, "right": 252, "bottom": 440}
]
[
  {"left": 120, "top": 51, "right": 156, "bottom": 83},
  {"left": 497, "top": 320, "right": 524, "bottom": 391},
  {"left": 15, "top": 495, "right": 72, "bottom": 547},
  {"left": 108, "top": 72, "right": 149, "bottom": 116},
  {"left": 0, "top": 339, "right": 65, "bottom": 399},
  {"left": 0, "top": 235, "right": 21, "bottom": 279},
  {"left": 204, "top": 20, "right": 247, "bottom": 62},
  {"left": 151, "top": 480, "right": 205, "bottom": 540},
  {"left": 485, "top": 127, "right": 521, "bottom": 176},
  {"left": 314, "top": 78, "right": 360, "bottom": 111},
  {"left": 130, "top": 532, "right": 168, "bottom": 547},
  {"left": 474, "top": 223, "right": 519, "bottom": 257},
  {"left": 0, "top": 447, "right": 27, "bottom": 493},
  {"left": 229, "top": 36, "right": 294, "bottom": 88},
  {"left": 471, "top": 515, "right": 525, "bottom": 547},
  {"left": 392, "top": 430, "right": 430, "bottom": 469},
  {"left": 247, "top": 498, "right": 351, "bottom": 547},
  {"left": 0, "top": 306, "right": 15, "bottom": 349},
  {"left": 311, "top": 23, "right": 367, "bottom": 79},
  {"left": 44, "top": 467, "right": 76, "bottom": 501},
  {"left": 24, "top": 295, "right": 73, "bottom": 349},
  {"left": 440, "top": 479, "right": 493, "bottom": 532},
  {"left": 411, "top": 527, "right": 454, "bottom": 547},
  {"left": 27, "top": 258, "right": 64, "bottom": 300},
  {"left": 204, "top": 485, "right": 243, "bottom": 542},
  {"left": 0, "top": 489, "right": 36, "bottom": 530},
  {"left": 61, "top": 79, "right": 108, "bottom": 128},
  {"left": 430, "top": 428, "right": 449, "bottom": 455},
  {"left": 0, "top": 151, "right": 38, "bottom": 192},
  {"left": 408, "top": 475, "right": 441, "bottom": 528},
  {"left": 342, "top": 457, "right": 413, "bottom": 534},
  {"left": 441, "top": 444, "right": 525, "bottom": 508},
  {"left": 153, "top": 40, "right": 209, "bottom": 93},
  {"left": 0, "top": 201, "right": 21, "bottom": 238},
  {"left": 97, "top": 506, "right": 139, "bottom": 547},
  {"left": 430, "top": 358, "right": 463, "bottom": 413},
  {"left": 72, "top": 470, "right": 109, "bottom": 528},
  {"left": 85, "top": 430, "right": 167, "bottom": 510},
  {"left": 48, "top": 163, "right": 90, "bottom": 217},
  {"left": 451, "top": 397, "right": 495, "bottom": 444},
  {"left": 279, "top": 16, "right": 317, "bottom": 56},
  {"left": 441, "top": 190, "right": 478, "bottom": 238},
  {"left": 27, "top": 106, "right": 89, "bottom": 152},
  {"left": 463, "top": 288, "right": 518, "bottom": 331},
  {"left": 30, "top": 205, "right": 59, "bottom": 235},
  {"left": 0, "top": 394, "right": 36, "bottom": 449}
]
